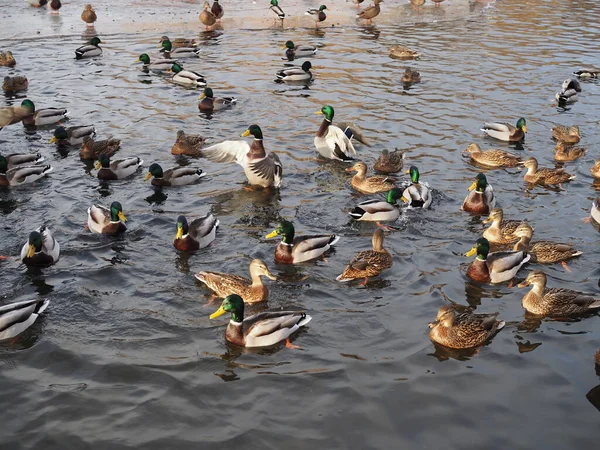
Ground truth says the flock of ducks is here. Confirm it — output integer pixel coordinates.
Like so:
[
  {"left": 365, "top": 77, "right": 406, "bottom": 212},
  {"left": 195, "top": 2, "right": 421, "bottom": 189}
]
[{"left": 1, "top": 2, "right": 600, "bottom": 363}]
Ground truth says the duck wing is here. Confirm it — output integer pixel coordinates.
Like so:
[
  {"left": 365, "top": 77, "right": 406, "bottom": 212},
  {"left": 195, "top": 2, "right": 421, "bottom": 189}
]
[
  {"left": 248, "top": 153, "right": 282, "bottom": 186},
  {"left": 188, "top": 213, "right": 219, "bottom": 239},
  {"left": 199, "top": 140, "right": 250, "bottom": 165}
]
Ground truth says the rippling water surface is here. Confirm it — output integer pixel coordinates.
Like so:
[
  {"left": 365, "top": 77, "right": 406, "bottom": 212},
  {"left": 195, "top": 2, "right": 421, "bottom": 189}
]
[{"left": 2, "top": 0, "right": 600, "bottom": 448}]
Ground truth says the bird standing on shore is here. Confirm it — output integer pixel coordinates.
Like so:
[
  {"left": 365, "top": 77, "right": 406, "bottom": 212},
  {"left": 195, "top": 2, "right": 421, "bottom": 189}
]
[
  {"left": 200, "top": 1, "right": 217, "bottom": 30},
  {"left": 81, "top": 4, "right": 97, "bottom": 27},
  {"left": 211, "top": 0, "right": 224, "bottom": 21},
  {"left": 306, "top": 5, "right": 327, "bottom": 27},
  {"left": 49, "top": 0, "right": 61, "bottom": 14},
  {"left": 357, "top": 0, "right": 383, "bottom": 25},
  {"left": 270, "top": 0, "right": 285, "bottom": 25}
]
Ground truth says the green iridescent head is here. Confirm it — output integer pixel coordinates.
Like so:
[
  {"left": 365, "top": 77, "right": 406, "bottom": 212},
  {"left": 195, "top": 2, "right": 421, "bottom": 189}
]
[
  {"left": 386, "top": 187, "right": 404, "bottom": 205},
  {"left": 301, "top": 61, "right": 312, "bottom": 72},
  {"left": 145, "top": 163, "right": 163, "bottom": 179},
  {"left": 317, "top": 105, "right": 334, "bottom": 121},
  {"left": 21, "top": 99, "right": 35, "bottom": 113},
  {"left": 160, "top": 39, "right": 173, "bottom": 52},
  {"left": 465, "top": 237, "right": 490, "bottom": 260},
  {"left": 138, "top": 53, "right": 151, "bottom": 64},
  {"left": 271, "top": 0, "right": 279, "bottom": 6},
  {"left": 176, "top": 215, "right": 189, "bottom": 239},
  {"left": 319, "top": 5, "right": 327, "bottom": 11},
  {"left": 26, "top": 231, "right": 43, "bottom": 257},
  {"left": 90, "top": 37, "right": 102, "bottom": 46},
  {"left": 516, "top": 117, "right": 527, "bottom": 132},
  {"left": 468, "top": 173, "right": 488, "bottom": 192},
  {"left": 110, "top": 202, "right": 126, "bottom": 223},
  {"left": 266, "top": 220, "right": 295, "bottom": 244},
  {"left": 171, "top": 63, "right": 183, "bottom": 74},
  {"left": 241, "top": 124, "right": 263, "bottom": 140},
  {"left": 203, "top": 87, "right": 214, "bottom": 98},
  {"left": 210, "top": 294, "right": 245, "bottom": 323},
  {"left": 407, "top": 166, "right": 420, "bottom": 184},
  {"left": 285, "top": 40, "right": 295, "bottom": 49}
]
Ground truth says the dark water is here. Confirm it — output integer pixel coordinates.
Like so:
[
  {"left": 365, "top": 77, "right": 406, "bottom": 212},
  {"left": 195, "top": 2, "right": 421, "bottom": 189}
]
[{"left": 2, "top": 0, "right": 600, "bottom": 448}]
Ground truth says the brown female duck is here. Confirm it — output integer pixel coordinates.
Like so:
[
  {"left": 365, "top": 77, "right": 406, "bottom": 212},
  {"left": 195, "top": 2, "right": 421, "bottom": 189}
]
[
  {"left": 336, "top": 229, "right": 393, "bottom": 285},
  {"left": 346, "top": 161, "right": 396, "bottom": 194}
]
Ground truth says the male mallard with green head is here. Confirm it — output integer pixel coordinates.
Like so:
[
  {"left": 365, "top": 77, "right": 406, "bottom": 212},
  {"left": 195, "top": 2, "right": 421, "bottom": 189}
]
[
  {"left": 401, "top": 166, "right": 432, "bottom": 209},
  {"left": 465, "top": 237, "right": 530, "bottom": 284},
  {"left": 20, "top": 226, "right": 60, "bottom": 266},
  {"left": 87, "top": 202, "right": 127, "bottom": 234},
  {"left": 461, "top": 173, "right": 495, "bottom": 215},
  {"left": 173, "top": 214, "right": 219, "bottom": 251},
  {"left": 314, "top": 105, "right": 356, "bottom": 161},
  {"left": 482, "top": 118, "right": 527, "bottom": 142},
  {"left": 265, "top": 220, "right": 339, "bottom": 264}
]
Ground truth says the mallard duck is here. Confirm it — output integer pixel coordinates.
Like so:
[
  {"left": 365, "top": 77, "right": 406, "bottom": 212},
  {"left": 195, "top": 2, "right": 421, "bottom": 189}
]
[
  {"left": 276, "top": 61, "right": 313, "bottom": 83},
  {"left": 428, "top": 305, "right": 505, "bottom": 350},
  {"left": 573, "top": 68, "right": 600, "bottom": 79},
  {"left": 336, "top": 229, "right": 392, "bottom": 284},
  {"left": 336, "top": 121, "right": 370, "bottom": 147},
  {"left": 374, "top": 149, "right": 404, "bottom": 173},
  {"left": 159, "top": 36, "right": 198, "bottom": 49},
  {"left": 595, "top": 349, "right": 600, "bottom": 366},
  {"left": 95, "top": 154, "right": 143, "bottom": 180},
  {"left": 265, "top": 220, "right": 339, "bottom": 264},
  {"left": 199, "top": 124, "right": 282, "bottom": 188},
  {"left": 466, "top": 237, "right": 530, "bottom": 284},
  {"left": 0, "top": 299, "right": 50, "bottom": 341},
  {"left": 306, "top": 5, "right": 327, "bottom": 26},
  {"left": 556, "top": 78, "right": 581, "bottom": 106},
  {"left": 0, "top": 104, "right": 31, "bottom": 130},
  {"left": 199, "top": 1, "right": 217, "bottom": 29},
  {"left": 87, "top": 202, "right": 127, "bottom": 234},
  {"left": 590, "top": 196, "right": 600, "bottom": 225},
  {"left": 512, "top": 223, "right": 582, "bottom": 265},
  {"left": 144, "top": 163, "right": 205, "bottom": 186},
  {"left": 81, "top": 4, "right": 97, "bottom": 26},
  {"left": 552, "top": 125, "right": 580, "bottom": 144},
  {"left": 20, "top": 226, "right": 60, "bottom": 266},
  {"left": 519, "top": 157, "right": 575, "bottom": 186},
  {"left": 137, "top": 54, "right": 176, "bottom": 71},
  {"left": 590, "top": 160, "right": 600, "bottom": 179},
  {"left": 482, "top": 208, "right": 525, "bottom": 245},
  {"left": 75, "top": 37, "right": 102, "bottom": 59},
  {"left": 160, "top": 39, "right": 201, "bottom": 59},
  {"left": 518, "top": 270, "right": 600, "bottom": 317},
  {"left": 346, "top": 162, "right": 397, "bottom": 194},
  {"left": 198, "top": 87, "right": 236, "bottom": 111},
  {"left": 171, "top": 130, "right": 205, "bottom": 156},
  {"left": 482, "top": 118, "right": 527, "bottom": 142},
  {"left": 401, "top": 68, "right": 421, "bottom": 83},
  {"left": 389, "top": 45, "right": 420, "bottom": 59},
  {"left": 0, "top": 165, "right": 53, "bottom": 187},
  {"left": 357, "top": 0, "right": 383, "bottom": 25},
  {"left": 314, "top": 105, "right": 356, "bottom": 161},
  {"left": 211, "top": 0, "right": 224, "bottom": 19},
  {"left": 463, "top": 143, "right": 521, "bottom": 168},
  {"left": 170, "top": 63, "right": 206, "bottom": 88},
  {"left": 270, "top": 0, "right": 285, "bottom": 22},
  {"left": 0, "top": 51, "right": 16, "bottom": 67},
  {"left": 79, "top": 136, "right": 121, "bottom": 160},
  {"left": 349, "top": 187, "right": 403, "bottom": 224},
  {"left": 353, "top": 0, "right": 365, "bottom": 6},
  {"left": 19, "top": 99, "right": 68, "bottom": 127},
  {"left": 173, "top": 214, "right": 218, "bottom": 251},
  {"left": 2, "top": 76, "right": 28, "bottom": 92},
  {"left": 461, "top": 173, "right": 495, "bottom": 214},
  {"left": 410, "top": 0, "right": 425, "bottom": 8},
  {"left": 50, "top": 125, "right": 96, "bottom": 146},
  {"left": 49, "top": 0, "right": 61, "bottom": 13},
  {"left": 554, "top": 142, "right": 585, "bottom": 162},
  {"left": 25, "top": 0, "right": 48, "bottom": 7},
  {"left": 0, "top": 153, "right": 43, "bottom": 170},
  {"left": 209, "top": 294, "right": 311, "bottom": 348},
  {"left": 402, "top": 166, "right": 432, "bottom": 209},
  {"left": 195, "top": 258, "right": 276, "bottom": 303},
  {"left": 283, "top": 40, "right": 316, "bottom": 60}
]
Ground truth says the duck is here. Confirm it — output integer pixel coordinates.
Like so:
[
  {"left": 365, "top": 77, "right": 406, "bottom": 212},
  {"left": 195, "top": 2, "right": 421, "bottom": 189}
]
[
  {"left": 137, "top": 54, "right": 177, "bottom": 71},
  {"left": 374, "top": 149, "right": 404, "bottom": 174},
  {"left": 265, "top": 220, "right": 339, "bottom": 264},
  {"left": 556, "top": 78, "right": 581, "bottom": 106},
  {"left": 519, "top": 157, "right": 575, "bottom": 186},
  {"left": 211, "top": 0, "right": 224, "bottom": 20},
  {"left": 306, "top": 5, "right": 327, "bottom": 26},
  {"left": 283, "top": 40, "right": 317, "bottom": 60},
  {"left": 481, "top": 118, "right": 527, "bottom": 142},
  {"left": 144, "top": 163, "right": 206, "bottom": 187},
  {"left": 199, "top": 124, "right": 282, "bottom": 188},
  {"left": 402, "top": 166, "right": 432, "bottom": 209},
  {"left": 517, "top": 270, "right": 600, "bottom": 317},
  {"left": 314, "top": 105, "right": 356, "bottom": 161},
  {"left": 276, "top": 61, "right": 313, "bottom": 83},
  {"left": 554, "top": 142, "right": 585, "bottom": 162},
  {"left": 428, "top": 305, "right": 505, "bottom": 350},
  {"left": 401, "top": 68, "right": 421, "bottom": 83},
  {"left": 389, "top": 45, "right": 420, "bottom": 59},
  {"left": 50, "top": 125, "right": 96, "bottom": 146},
  {"left": 198, "top": 87, "right": 237, "bottom": 112},
  {"left": 461, "top": 173, "right": 496, "bottom": 215},
  {"left": 81, "top": 4, "right": 97, "bottom": 27},
  {"left": 49, "top": 0, "right": 61, "bottom": 14},
  {"left": 173, "top": 214, "right": 218, "bottom": 251},
  {"left": 336, "top": 229, "right": 393, "bottom": 284},
  {"left": 357, "top": 0, "right": 383, "bottom": 25},
  {"left": 572, "top": 68, "right": 600, "bottom": 79},
  {"left": 0, "top": 51, "right": 16, "bottom": 67},
  {"left": 465, "top": 237, "right": 530, "bottom": 284},
  {"left": 0, "top": 153, "right": 43, "bottom": 170},
  {"left": 349, "top": 187, "right": 404, "bottom": 225},
  {"left": 346, "top": 162, "right": 396, "bottom": 194},
  {"left": 596, "top": 349, "right": 600, "bottom": 366},
  {"left": 25, "top": 0, "right": 48, "bottom": 7},
  {"left": 336, "top": 121, "right": 370, "bottom": 147},
  {"left": 95, "top": 154, "right": 143, "bottom": 180},
  {"left": 0, "top": 165, "right": 53, "bottom": 187},
  {"left": 0, "top": 298, "right": 50, "bottom": 341},
  {"left": 353, "top": 0, "right": 365, "bottom": 6},
  {"left": 590, "top": 160, "right": 600, "bottom": 179},
  {"left": 170, "top": 63, "right": 206, "bottom": 88},
  {"left": 552, "top": 125, "right": 580, "bottom": 144},
  {"left": 199, "top": 1, "right": 217, "bottom": 29},
  {"left": 19, "top": 99, "right": 68, "bottom": 127},
  {"left": 20, "top": 226, "right": 60, "bottom": 266},
  {"left": 87, "top": 202, "right": 127, "bottom": 234},
  {"left": 512, "top": 223, "right": 582, "bottom": 266},
  {"left": 195, "top": 259, "right": 276, "bottom": 303},
  {"left": 462, "top": 143, "right": 522, "bottom": 168},
  {"left": 589, "top": 196, "right": 600, "bottom": 225},
  {"left": 410, "top": 0, "right": 425, "bottom": 9},
  {"left": 160, "top": 40, "right": 201, "bottom": 59},
  {"left": 159, "top": 36, "right": 198, "bottom": 49},
  {"left": 270, "top": 0, "right": 286, "bottom": 22},
  {"left": 0, "top": 103, "right": 32, "bottom": 130},
  {"left": 75, "top": 37, "right": 102, "bottom": 59},
  {"left": 79, "top": 136, "right": 121, "bottom": 160},
  {"left": 2, "top": 76, "right": 28, "bottom": 92},
  {"left": 171, "top": 130, "right": 206, "bottom": 156},
  {"left": 482, "top": 208, "right": 526, "bottom": 245},
  {"left": 209, "top": 294, "right": 311, "bottom": 348}
]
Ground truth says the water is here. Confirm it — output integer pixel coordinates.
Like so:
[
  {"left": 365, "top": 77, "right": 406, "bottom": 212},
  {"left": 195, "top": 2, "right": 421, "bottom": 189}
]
[{"left": 2, "top": 0, "right": 600, "bottom": 448}]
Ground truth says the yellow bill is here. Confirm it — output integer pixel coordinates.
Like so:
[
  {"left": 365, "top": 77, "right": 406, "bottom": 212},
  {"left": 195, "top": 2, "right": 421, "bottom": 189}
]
[
  {"left": 522, "top": 125, "right": 528, "bottom": 133},
  {"left": 241, "top": 129, "right": 251, "bottom": 137},
  {"left": 176, "top": 225, "right": 183, "bottom": 239},
  {"left": 467, "top": 181, "right": 477, "bottom": 191},
  {"left": 465, "top": 247, "right": 477, "bottom": 257},
  {"left": 94, "top": 161, "right": 102, "bottom": 170},
  {"left": 314, "top": 110, "right": 323, "bottom": 115},
  {"left": 49, "top": 136, "right": 57, "bottom": 144},
  {"left": 210, "top": 305, "right": 227, "bottom": 319},
  {"left": 265, "top": 230, "right": 278, "bottom": 239},
  {"left": 199, "top": 93, "right": 206, "bottom": 100},
  {"left": 405, "top": 169, "right": 410, "bottom": 174},
  {"left": 118, "top": 212, "right": 127, "bottom": 222},
  {"left": 400, "top": 196, "right": 409, "bottom": 203},
  {"left": 144, "top": 172, "right": 152, "bottom": 181},
  {"left": 26, "top": 244, "right": 36, "bottom": 258}
]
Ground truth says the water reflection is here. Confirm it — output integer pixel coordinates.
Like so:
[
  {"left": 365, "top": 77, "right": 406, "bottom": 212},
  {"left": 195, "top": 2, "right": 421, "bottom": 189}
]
[
  {"left": 24, "top": 268, "right": 55, "bottom": 296},
  {"left": 429, "top": 340, "right": 480, "bottom": 361},
  {"left": 145, "top": 188, "right": 168, "bottom": 206},
  {"left": 586, "top": 385, "right": 600, "bottom": 412}
]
